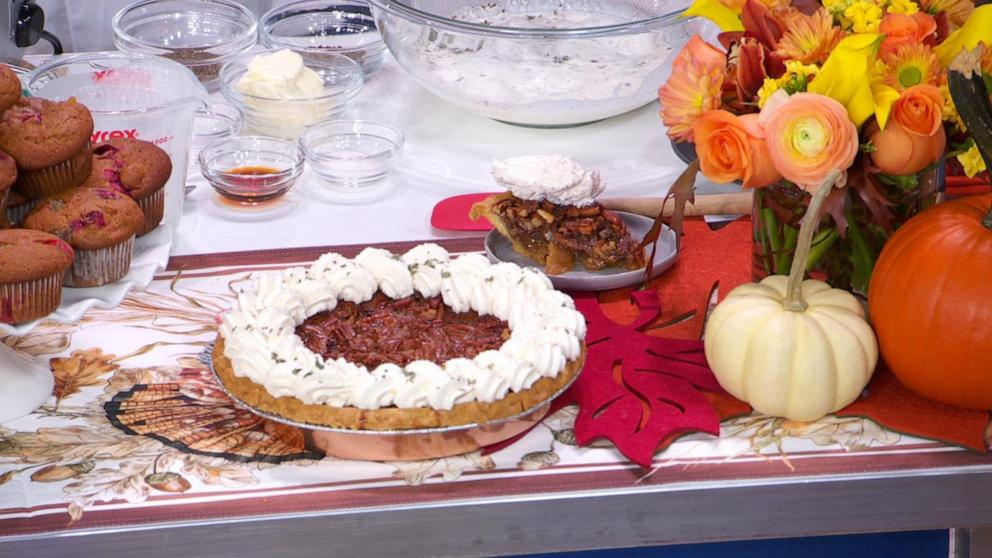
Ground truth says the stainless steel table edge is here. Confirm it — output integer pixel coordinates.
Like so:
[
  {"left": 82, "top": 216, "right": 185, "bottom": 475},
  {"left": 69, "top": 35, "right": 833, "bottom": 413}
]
[{"left": 3, "top": 465, "right": 992, "bottom": 557}]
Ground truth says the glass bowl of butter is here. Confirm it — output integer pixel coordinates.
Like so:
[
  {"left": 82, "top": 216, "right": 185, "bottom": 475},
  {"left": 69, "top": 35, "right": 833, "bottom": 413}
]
[{"left": 220, "top": 48, "right": 363, "bottom": 140}]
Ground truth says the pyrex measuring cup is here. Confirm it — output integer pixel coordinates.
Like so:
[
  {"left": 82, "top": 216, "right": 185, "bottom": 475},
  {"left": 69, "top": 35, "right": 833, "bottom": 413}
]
[{"left": 26, "top": 52, "right": 209, "bottom": 230}]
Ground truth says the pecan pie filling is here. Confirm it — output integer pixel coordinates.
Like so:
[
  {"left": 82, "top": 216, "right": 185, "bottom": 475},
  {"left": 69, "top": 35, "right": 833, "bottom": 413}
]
[
  {"left": 491, "top": 195, "right": 645, "bottom": 273},
  {"left": 296, "top": 292, "right": 509, "bottom": 369}
]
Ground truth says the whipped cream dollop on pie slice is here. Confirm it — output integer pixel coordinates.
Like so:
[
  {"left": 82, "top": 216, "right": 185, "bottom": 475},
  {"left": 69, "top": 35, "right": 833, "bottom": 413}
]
[{"left": 472, "top": 155, "right": 645, "bottom": 275}]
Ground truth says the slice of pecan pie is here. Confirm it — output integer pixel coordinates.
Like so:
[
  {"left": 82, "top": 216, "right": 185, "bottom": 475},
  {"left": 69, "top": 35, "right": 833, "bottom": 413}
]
[
  {"left": 470, "top": 155, "right": 645, "bottom": 275},
  {"left": 471, "top": 193, "right": 645, "bottom": 275}
]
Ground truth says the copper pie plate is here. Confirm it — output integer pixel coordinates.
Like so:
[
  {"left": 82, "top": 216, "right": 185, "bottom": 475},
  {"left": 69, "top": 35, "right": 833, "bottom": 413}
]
[{"left": 207, "top": 345, "right": 583, "bottom": 461}]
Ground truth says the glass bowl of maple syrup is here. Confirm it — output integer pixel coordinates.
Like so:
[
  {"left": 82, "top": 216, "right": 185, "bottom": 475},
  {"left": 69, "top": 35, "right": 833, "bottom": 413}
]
[{"left": 199, "top": 136, "right": 305, "bottom": 203}]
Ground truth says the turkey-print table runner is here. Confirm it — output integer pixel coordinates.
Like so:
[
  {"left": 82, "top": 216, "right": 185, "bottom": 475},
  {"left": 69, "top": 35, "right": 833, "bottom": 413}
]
[{"left": 1, "top": 226, "right": 990, "bottom": 538}]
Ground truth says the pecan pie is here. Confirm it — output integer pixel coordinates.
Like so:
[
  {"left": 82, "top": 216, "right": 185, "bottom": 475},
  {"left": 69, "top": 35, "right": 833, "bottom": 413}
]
[
  {"left": 471, "top": 192, "right": 646, "bottom": 275},
  {"left": 213, "top": 245, "right": 587, "bottom": 431}
]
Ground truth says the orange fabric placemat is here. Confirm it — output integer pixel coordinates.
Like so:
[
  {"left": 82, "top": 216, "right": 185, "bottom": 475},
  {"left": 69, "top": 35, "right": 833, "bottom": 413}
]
[{"left": 597, "top": 217, "right": 990, "bottom": 453}]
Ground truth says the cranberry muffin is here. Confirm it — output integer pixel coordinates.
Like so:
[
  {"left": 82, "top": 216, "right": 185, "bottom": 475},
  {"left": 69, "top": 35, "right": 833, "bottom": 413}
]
[
  {"left": 0, "top": 229, "right": 74, "bottom": 323},
  {"left": 0, "top": 64, "right": 20, "bottom": 113},
  {"left": 23, "top": 187, "right": 144, "bottom": 288},
  {"left": 83, "top": 139, "right": 172, "bottom": 236},
  {"left": 0, "top": 150, "right": 16, "bottom": 229},
  {"left": 0, "top": 97, "right": 94, "bottom": 199}
]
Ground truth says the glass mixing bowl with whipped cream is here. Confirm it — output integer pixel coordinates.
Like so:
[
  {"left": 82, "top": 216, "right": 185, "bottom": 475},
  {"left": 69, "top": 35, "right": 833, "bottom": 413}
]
[{"left": 366, "top": 0, "right": 694, "bottom": 127}]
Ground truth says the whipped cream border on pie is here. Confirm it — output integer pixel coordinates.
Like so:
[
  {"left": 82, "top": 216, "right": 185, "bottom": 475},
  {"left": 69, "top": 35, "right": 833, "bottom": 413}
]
[{"left": 219, "top": 244, "right": 587, "bottom": 412}]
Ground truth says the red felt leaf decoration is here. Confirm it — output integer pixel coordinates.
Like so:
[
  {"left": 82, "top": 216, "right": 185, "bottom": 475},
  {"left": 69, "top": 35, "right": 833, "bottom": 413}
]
[{"left": 570, "top": 290, "right": 726, "bottom": 467}]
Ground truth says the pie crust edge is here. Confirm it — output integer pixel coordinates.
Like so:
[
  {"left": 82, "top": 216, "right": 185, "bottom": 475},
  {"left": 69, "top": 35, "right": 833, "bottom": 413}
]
[{"left": 212, "top": 335, "right": 586, "bottom": 431}]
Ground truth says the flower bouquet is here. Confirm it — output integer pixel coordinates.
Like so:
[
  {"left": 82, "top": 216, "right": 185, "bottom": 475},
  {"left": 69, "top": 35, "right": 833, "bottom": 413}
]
[{"left": 658, "top": 0, "right": 992, "bottom": 294}]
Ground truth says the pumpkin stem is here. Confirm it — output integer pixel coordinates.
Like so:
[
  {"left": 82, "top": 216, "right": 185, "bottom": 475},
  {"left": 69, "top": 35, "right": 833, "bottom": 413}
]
[
  {"left": 984, "top": 205, "right": 992, "bottom": 230},
  {"left": 784, "top": 171, "right": 842, "bottom": 312}
]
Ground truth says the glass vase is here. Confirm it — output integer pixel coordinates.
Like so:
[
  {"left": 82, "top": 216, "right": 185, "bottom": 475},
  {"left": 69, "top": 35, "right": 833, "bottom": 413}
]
[{"left": 751, "top": 164, "right": 943, "bottom": 296}]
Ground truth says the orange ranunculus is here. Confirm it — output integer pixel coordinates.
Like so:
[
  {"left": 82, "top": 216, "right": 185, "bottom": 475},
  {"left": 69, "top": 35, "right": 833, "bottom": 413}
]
[
  {"left": 659, "top": 37, "right": 727, "bottom": 142},
  {"left": 890, "top": 84, "right": 944, "bottom": 136},
  {"left": 759, "top": 91, "right": 859, "bottom": 191},
  {"left": 879, "top": 13, "right": 937, "bottom": 57},
  {"left": 694, "top": 110, "right": 781, "bottom": 188},
  {"left": 867, "top": 85, "right": 946, "bottom": 175}
]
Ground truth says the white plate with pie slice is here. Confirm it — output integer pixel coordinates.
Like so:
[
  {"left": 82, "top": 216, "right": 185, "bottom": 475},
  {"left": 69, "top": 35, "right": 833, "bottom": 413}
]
[{"left": 484, "top": 211, "right": 678, "bottom": 292}]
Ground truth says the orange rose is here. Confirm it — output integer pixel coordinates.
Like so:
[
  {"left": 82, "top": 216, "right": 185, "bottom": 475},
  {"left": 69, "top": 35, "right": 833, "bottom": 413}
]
[
  {"left": 879, "top": 13, "right": 937, "bottom": 58},
  {"left": 891, "top": 84, "right": 943, "bottom": 136},
  {"left": 759, "top": 91, "right": 859, "bottom": 191},
  {"left": 868, "top": 86, "right": 946, "bottom": 175},
  {"left": 694, "top": 111, "right": 781, "bottom": 188}
]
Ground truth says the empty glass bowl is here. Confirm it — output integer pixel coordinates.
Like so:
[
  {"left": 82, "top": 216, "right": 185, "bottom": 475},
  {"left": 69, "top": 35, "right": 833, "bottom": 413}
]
[
  {"left": 199, "top": 136, "right": 305, "bottom": 202},
  {"left": 192, "top": 103, "right": 244, "bottom": 158},
  {"left": 112, "top": 0, "right": 258, "bottom": 91},
  {"left": 300, "top": 120, "right": 404, "bottom": 188},
  {"left": 260, "top": 1, "right": 389, "bottom": 78},
  {"left": 220, "top": 49, "right": 363, "bottom": 140}
]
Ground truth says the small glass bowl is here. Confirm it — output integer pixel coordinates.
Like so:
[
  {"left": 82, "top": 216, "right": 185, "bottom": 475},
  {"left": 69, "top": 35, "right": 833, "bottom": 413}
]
[
  {"left": 220, "top": 49, "right": 363, "bottom": 140},
  {"left": 199, "top": 136, "right": 305, "bottom": 202},
  {"left": 260, "top": 0, "right": 389, "bottom": 79},
  {"left": 299, "top": 120, "right": 403, "bottom": 187},
  {"left": 112, "top": 0, "right": 258, "bottom": 91},
  {"left": 192, "top": 102, "right": 244, "bottom": 158}
]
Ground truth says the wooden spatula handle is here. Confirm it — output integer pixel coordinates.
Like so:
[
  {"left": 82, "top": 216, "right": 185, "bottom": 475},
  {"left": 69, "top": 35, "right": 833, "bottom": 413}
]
[{"left": 602, "top": 192, "right": 753, "bottom": 218}]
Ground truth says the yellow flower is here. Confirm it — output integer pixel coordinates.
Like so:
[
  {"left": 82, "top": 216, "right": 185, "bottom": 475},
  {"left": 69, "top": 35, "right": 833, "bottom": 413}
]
[
  {"left": 939, "top": 83, "right": 967, "bottom": 131},
  {"left": 823, "top": 0, "right": 854, "bottom": 15},
  {"left": 934, "top": 4, "right": 992, "bottom": 66},
  {"left": 845, "top": 0, "right": 884, "bottom": 32},
  {"left": 784, "top": 60, "right": 821, "bottom": 80},
  {"left": 683, "top": 0, "right": 745, "bottom": 32},
  {"left": 776, "top": 9, "right": 845, "bottom": 65},
  {"left": 957, "top": 143, "right": 988, "bottom": 178},
  {"left": 882, "top": 43, "right": 943, "bottom": 90},
  {"left": 886, "top": 0, "right": 919, "bottom": 15},
  {"left": 809, "top": 33, "right": 885, "bottom": 126},
  {"left": 757, "top": 78, "right": 782, "bottom": 108}
]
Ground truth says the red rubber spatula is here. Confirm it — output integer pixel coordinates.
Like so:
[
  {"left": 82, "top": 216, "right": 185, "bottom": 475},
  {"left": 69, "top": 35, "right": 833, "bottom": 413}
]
[{"left": 430, "top": 192, "right": 497, "bottom": 231}]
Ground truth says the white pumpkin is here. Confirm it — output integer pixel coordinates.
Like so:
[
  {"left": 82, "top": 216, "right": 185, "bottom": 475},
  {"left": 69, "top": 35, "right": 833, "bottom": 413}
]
[
  {"left": 703, "top": 275, "right": 878, "bottom": 421},
  {"left": 702, "top": 170, "right": 878, "bottom": 422}
]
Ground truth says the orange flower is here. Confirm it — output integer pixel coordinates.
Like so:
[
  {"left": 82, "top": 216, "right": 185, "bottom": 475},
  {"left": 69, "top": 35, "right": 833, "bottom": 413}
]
[
  {"left": 694, "top": 111, "right": 781, "bottom": 188},
  {"left": 867, "top": 120, "right": 945, "bottom": 175},
  {"left": 868, "top": 84, "right": 946, "bottom": 175},
  {"left": 775, "top": 9, "right": 844, "bottom": 65},
  {"left": 881, "top": 43, "right": 942, "bottom": 91},
  {"left": 891, "top": 84, "right": 944, "bottom": 135},
  {"left": 919, "top": 0, "right": 973, "bottom": 26},
  {"left": 759, "top": 91, "right": 860, "bottom": 191},
  {"left": 659, "top": 37, "right": 727, "bottom": 142},
  {"left": 878, "top": 13, "right": 936, "bottom": 58}
]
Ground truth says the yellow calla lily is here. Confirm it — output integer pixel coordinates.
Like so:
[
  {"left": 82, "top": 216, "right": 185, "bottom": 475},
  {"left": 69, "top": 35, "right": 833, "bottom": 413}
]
[
  {"left": 935, "top": 5, "right": 992, "bottom": 67},
  {"left": 808, "top": 33, "right": 884, "bottom": 127},
  {"left": 683, "top": 0, "right": 745, "bottom": 32},
  {"left": 871, "top": 81, "right": 901, "bottom": 130}
]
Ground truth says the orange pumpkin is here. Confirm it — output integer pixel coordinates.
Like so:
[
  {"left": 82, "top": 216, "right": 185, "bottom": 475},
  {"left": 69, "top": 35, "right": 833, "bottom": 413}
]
[{"left": 868, "top": 195, "right": 992, "bottom": 410}]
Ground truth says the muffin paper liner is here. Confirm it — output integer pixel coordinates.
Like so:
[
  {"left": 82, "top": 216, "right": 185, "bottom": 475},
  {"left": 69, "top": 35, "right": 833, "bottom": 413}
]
[
  {"left": 64, "top": 236, "right": 134, "bottom": 288},
  {"left": 135, "top": 188, "right": 165, "bottom": 237},
  {"left": 16, "top": 143, "right": 93, "bottom": 200},
  {"left": 0, "top": 273, "right": 63, "bottom": 324},
  {"left": 5, "top": 200, "right": 37, "bottom": 227}
]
